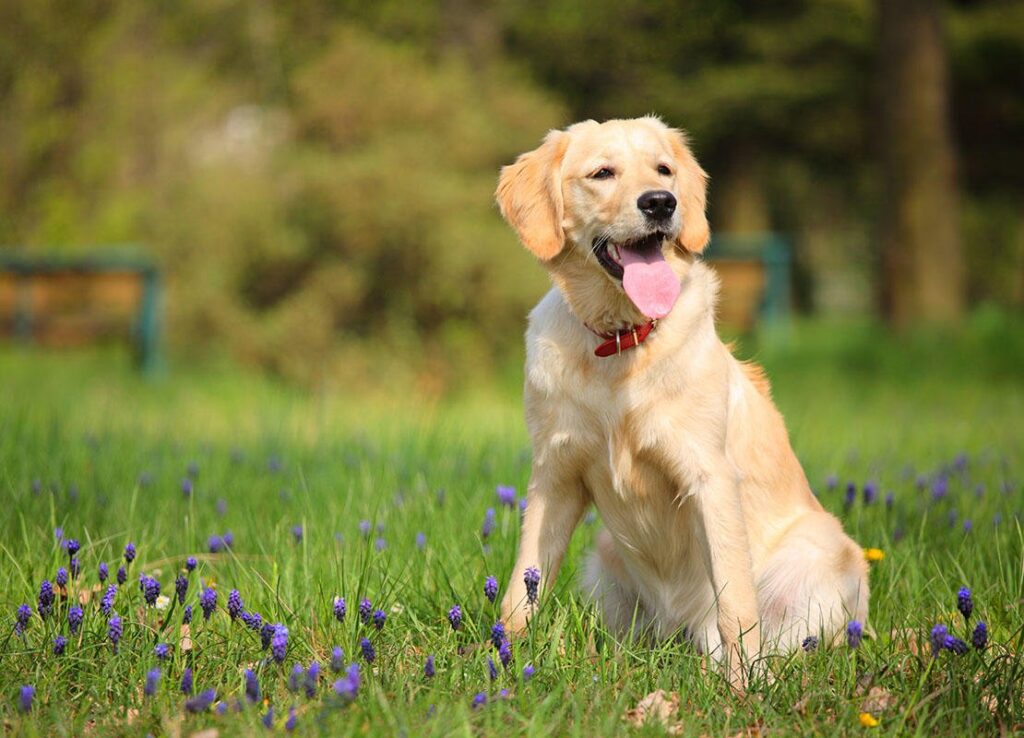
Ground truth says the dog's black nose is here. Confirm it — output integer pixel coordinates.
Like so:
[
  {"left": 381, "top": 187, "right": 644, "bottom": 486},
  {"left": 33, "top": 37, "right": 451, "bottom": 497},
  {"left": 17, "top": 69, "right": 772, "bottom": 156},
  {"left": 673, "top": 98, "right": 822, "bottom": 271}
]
[{"left": 637, "top": 190, "right": 677, "bottom": 220}]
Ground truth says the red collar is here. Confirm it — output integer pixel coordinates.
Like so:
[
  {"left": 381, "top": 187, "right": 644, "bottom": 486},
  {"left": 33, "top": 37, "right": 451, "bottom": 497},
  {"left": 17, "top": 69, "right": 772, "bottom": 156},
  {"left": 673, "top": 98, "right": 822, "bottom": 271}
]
[{"left": 588, "top": 319, "right": 659, "bottom": 357}]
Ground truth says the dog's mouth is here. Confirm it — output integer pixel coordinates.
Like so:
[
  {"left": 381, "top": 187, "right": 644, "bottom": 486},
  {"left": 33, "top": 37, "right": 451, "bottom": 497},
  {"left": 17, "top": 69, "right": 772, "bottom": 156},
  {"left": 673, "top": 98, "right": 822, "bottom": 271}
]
[{"left": 592, "top": 231, "right": 681, "bottom": 319}]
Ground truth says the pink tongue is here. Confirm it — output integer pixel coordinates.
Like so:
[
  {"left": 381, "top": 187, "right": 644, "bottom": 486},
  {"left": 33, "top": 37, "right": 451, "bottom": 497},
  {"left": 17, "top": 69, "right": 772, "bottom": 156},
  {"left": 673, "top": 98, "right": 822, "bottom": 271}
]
[{"left": 620, "top": 246, "right": 680, "bottom": 319}]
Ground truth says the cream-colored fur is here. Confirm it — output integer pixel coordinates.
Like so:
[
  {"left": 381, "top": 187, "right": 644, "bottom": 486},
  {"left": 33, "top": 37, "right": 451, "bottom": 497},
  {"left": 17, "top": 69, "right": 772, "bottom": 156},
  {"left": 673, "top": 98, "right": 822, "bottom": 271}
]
[{"left": 496, "top": 117, "right": 869, "bottom": 688}]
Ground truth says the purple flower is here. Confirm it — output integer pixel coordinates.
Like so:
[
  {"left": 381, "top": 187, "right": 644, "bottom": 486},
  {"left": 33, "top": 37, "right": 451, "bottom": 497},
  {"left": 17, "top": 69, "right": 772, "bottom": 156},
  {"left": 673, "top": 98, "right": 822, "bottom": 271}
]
[
  {"left": 180, "top": 667, "right": 194, "bottom": 695},
  {"left": 98, "top": 562, "right": 109, "bottom": 583},
  {"left": 333, "top": 663, "right": 361, "bottom": 700},
  {"left": 285, "top": 707, "right": 297, "bottom": 732},
  {"left": 522, "top": 664, "right": 535, "bottom": 681},
  {"left": 884, "top": 491, "right": 895, "bottom": 509},
  {"left": 242, "top": 611, "right": 263, "bottom": 631},
  {"left": 37, "top": 580, "right": 54, "bottom": 618},
  {"left": 181, "top": 478, "right": 193, "bottom": 498},
  {"left": 491, "top": 621, "right": 506, "bottom": 649},
  {"left": 207, "top": 535, "right": 225, "bottom": 553},
  {"left": 843, "top": 482, "right": 856, "bottom": 509},
  {"left": 498, "top": 639, "right": 513, "bottom": 667},
  {"left": 801, "top": 635, "right": 819, "bottom": 652},
  {"left": 331, "top": 646, "right": 345, "bottom": 672},
  {"left": 931, "top": 477, "right": 948, "bottom": 501},
  {"left": 175, "top": 573, "right": 188, "bottom": 605},
  {"left": 497, "top": 485, "right": 517, "bottom": 507},
  {"left": 19, "top": 685, "right": 34, "bottom": 713},
  {"left": 15, "top": 604, "right": 31, "bottom": 635},
  {"left": 471, "top": 692, "right": 487, "bottom": 709},
  {"left": 245, "top": 669, "right": 261, "bottom": 702},
  {"left": 185, "top": 688, "right": 216, "bottom": 713},
  {"left": 291, "top": 525, "right": 303, "bottom": 543},
  {"left": 963, "top": 519, "right": 973, "bottom": 533},
  {"left": 143, "top": 576, "right": 160, "bottom": 606},
  {"left": 947, "top": 637, "right": 969, "bottom": 655},
  {"left": 359, "top": 598, "right": 372, "bottom": 624},
  {"left": 424, "top": 654, "right": 435, "bottom": 678},
  {"left": 155, "top": 642, "right": 170, "bottom": 660},
  {"left": 186, "top": 556, "right": 197, "bottom": 572},
  {"left": 846, "top": 620, "right": 862, "bottom": 649},
  {"left": 261, "top": 622, "right": 276, "bottom": 649},
  {"left": 183, "top": 605, "right": 193, "bottom": 625},
  {"left": 68, "top": 605, "right": 83, "bottom": 635},
  {"left": 930, "top": 624, "right": 949, "bottom": 656},
  {"left": 228, "top": 589, "right": 243, "bottom": 620},
  {"left": 288, "top": 663, "right": 304, "bottom": 693},
  {"left": 70, "top": 557, "right": 81, "bottom": 580},
  {"left": 359, "top": 520, "right": 371, "bottom": 538},
  {"left": 972, "top": 622, "right": 988, "bottom": 650},
  {"left": 448, "top": 604, "right": 463, "bottom": 631},
  {"left": 65, "top": 538, "right": 80, "bottom": 557},
  {"left": 145, "top": 667, "right": 161, "bottom": 697},
  {"left": 374, "top": 537, "right": 386, "bottom": 551},
  {"left": 216, "top": 498, "right": 227, "bottom": 516},
  {"left": 117, "top": 566, "right": 127, "bottom": 585},
  {"left": 524, "top": 567, "right": 541, "bottom": 604},
  {"left": 223, "top": 531, "right": 234, "bottom": 547},
  {"left": 272, "top": 625, "right": 289, "bottom": 662},
  {"left": 360, "top": 637, "right": 375, "bottom": 663},
  {"left": 333, "top": 597, "right": 346, "bottom": 623},
  {"left": 416, "top": 532, "right": 426, "bottom": 550},
  {"left": 108, "top": 614, "right": 123, "bottom": 652},
  {"left": 56, "top": 567, "right": 68, "bottom": 588},
  {"left": 53, "top": 635, "right": 67, "bottom": 655},
  {"left": 957, "top": 587, "right": 973, "bottom": 621},
  {"left": 488, "top": 657, "right": 498, "bottom": 680},
  {"left": 100, "top": 584, "right": 117, "bottom": 615},
  {"left": 862, "top": 482, "right": 878, "bottom": 505},
  {"left": 826, "top": 474, "right": 838, "bottom": 491},
  {"left": 482, "top": 508, "right": 496, "bottom": 539},
  {"left": 124, "top": 542, "right": 136, "bottom": 564},
  {"left": 305, "top": 662, "right": 321, "bottom": 698},
  {"left": 199, "top": 587, "right": 217, "bottom": 620},
  {"left": 372, "top": 609, "right": 387, "bottom": 630},
  {"left": 484, "top": 576, "right": 498, "bottom": 603}
]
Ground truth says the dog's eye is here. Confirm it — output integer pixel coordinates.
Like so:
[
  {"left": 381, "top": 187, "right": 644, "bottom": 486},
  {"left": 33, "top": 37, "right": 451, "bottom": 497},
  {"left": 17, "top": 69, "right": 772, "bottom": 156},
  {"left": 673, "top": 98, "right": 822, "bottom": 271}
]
[
  {"left": 657, "top": 164, "right": 672, "bottom": 176},
  {"left": 590, "top": 167, "right": 615, "bottom": 180}
]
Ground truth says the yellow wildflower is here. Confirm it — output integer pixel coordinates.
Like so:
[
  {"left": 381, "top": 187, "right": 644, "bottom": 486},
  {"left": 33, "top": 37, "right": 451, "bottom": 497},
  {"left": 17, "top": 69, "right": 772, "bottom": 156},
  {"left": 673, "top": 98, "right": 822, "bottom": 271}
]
[
  {"left": 859, "top": 712, "right": 880, "bottom": 727},
  {"left": 863, "top": 548, "right": 885, "bottom": 562}
]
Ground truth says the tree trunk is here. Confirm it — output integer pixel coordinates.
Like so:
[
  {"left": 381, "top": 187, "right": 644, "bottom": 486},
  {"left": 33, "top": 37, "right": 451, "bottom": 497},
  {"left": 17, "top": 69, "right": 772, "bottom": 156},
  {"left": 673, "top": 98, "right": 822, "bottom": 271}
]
[
  {"left": 878, "top": 0, "right": 964, "bottom": 326},
  {"left": 715, "top": 143, "right": 771, "bottom": 235}
]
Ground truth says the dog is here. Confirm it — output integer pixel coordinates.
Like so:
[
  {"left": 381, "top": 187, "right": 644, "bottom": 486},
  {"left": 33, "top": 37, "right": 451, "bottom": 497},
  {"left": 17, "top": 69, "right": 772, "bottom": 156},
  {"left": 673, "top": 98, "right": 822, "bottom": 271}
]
[{"left": 495, "top": 117, "right": 869, "bottom": 687}]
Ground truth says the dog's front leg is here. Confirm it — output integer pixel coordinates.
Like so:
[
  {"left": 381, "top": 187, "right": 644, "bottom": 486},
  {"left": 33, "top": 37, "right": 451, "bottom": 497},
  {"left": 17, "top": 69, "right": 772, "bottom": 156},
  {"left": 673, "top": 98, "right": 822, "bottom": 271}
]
[
  {"left": 501, "top": 460, "right": 587, "bottom": 634},
  {"left": 694, "top": 464, "right": 761, "bottom": 691}
]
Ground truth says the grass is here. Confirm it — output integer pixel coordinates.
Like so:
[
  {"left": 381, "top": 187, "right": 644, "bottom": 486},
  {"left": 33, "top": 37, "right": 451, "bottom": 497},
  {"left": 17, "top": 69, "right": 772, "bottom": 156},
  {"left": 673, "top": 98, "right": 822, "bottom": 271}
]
[{"left": 1, "top": 320, "right": 1022, "bottom": 736}]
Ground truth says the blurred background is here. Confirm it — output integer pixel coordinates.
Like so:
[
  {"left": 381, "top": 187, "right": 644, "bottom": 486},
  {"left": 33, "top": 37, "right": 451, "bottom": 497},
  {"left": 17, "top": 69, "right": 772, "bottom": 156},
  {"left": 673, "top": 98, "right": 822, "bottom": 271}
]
[{"left": 1, "top": 0, "right": 1022, "bottom": 400}]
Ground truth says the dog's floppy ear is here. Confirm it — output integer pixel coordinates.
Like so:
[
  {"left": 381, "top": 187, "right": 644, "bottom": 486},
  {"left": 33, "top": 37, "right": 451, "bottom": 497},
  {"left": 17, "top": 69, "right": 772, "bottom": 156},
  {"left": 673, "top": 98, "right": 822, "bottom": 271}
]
[
  {"left": 667, "top": 128, "right": 710, "bottom": 254},
  {"left": 496, "top": 130, "right": 569, "bottom": 261}
]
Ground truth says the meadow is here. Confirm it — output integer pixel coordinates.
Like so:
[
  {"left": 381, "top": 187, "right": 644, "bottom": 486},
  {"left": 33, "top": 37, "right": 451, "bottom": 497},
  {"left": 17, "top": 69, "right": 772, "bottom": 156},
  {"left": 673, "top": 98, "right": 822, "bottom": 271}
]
[{"left": 2, "top": 319, "right": 1022, "bottom": 737}]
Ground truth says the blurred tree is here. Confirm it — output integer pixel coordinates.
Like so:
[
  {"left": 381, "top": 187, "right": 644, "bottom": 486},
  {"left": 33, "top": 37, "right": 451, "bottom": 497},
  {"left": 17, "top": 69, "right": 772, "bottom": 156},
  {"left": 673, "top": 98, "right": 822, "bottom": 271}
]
[{"left": 878, "top": 0, "right": 964, "bottom": 326}]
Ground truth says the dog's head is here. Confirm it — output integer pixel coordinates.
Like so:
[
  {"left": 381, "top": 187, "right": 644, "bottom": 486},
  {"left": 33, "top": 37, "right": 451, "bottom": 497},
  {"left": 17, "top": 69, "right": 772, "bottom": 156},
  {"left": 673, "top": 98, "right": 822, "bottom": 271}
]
[{"left": 497, "top": 117, "right": 709, "bottom": 325}]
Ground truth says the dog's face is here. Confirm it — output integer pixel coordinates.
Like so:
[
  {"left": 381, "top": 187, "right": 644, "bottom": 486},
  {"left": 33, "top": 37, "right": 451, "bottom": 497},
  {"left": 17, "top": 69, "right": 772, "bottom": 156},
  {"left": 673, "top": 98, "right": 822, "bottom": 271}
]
[{"left": 497, "top": 117, "right": 709, "bottom": 323}]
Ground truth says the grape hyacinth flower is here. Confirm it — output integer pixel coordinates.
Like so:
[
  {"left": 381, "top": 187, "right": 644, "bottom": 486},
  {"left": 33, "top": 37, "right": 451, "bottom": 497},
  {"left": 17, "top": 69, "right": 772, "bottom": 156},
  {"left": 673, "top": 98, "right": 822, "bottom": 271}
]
[
  {"left": 844, "top": 482, "right": 856, "bottom": 509},
  {"left": 846, "top": 620, "right": 863, "bottom": 649},
  {"left": 143, "top": 576, "right": 160, "bottom": 606},
  {"left": 66, "top": 538, "right": 80, "bottom": 558},
  {"left": 331, "top": 646, "right": 345, "bottom": 672},
  {"left": 524, "top": 567, "right": 541, "bottom": 605},
  {"left": 522, "top": 664, "right": 535, "bottom": 681},
  {"left": 15, "top": 604, "right": 31, "bottom": 636},
  {"left": 181, "top": 478, "right": 193, "bottom": 498},
  {"left": 68, "top": 605, "right": 84, "bottom": 635},
  {"left": 333, "top": 597, "right": 346, "bottom": 623},
  {"left": 416, "top": 532, "right": 426, "bottom": 550},
  {"left": 359, "top": 520, "right": 371, "bottom": 539},
  {"left": 947, "top": 637, "right": 969, "bottom": 655},
  {"left": 424, "top": 655, "right": 435, "bottom": 678},
  {"left": 496, "top": 485, "right": 517, "bottom": 507},
  {"left": 100, "top": 584, "right": 117, "bottom": 615},
  {"left": 228, "top": 589, "right": 243, "bottom": 620},
  {"left": 38, "top": 580, "right": 55, "bottom": 619},
  {"left": 447, "top": 604, "right": 463, "bottom": 631},
  {"left": 124, "top": 542, "right": 136, "bottom": 565},
  {"left": 53, "top": 635, "right": 67, "bottom": 655},
  {"left": 801, "top": 635, "right": 819, "bottom": 652},
  {"left": 484, "top": 576, "right": 498, "bottom": 603},
  {"left": 499, "top": 639, "right": 513, "bottom": 667},
  {"left": 334, "top": 663, "right": 361, "bottom": 701},
  {"left": 285, "top": 707, "right": 298, "bottom": 732},
  {"left": 216, "top": 498, "right": 227, "bottom": 516},
  {"left": 117, "top": 566, "right": 127, "bottom": 585},
  {"left": 931, "top": 477, "right": 948, "bottom": 501},
  {"left": 884, "top": 491, "right": 895, "bottom": 509},
  {"left": 181, "top": 667, "right": 194, "bottom": 695},
  {"left": 360, "top": 637, "right": 375, "bottom": 663},
  {"left": 108, "top": 614, "right": 123, "bottom": 652},
  {"left": 183, "top": 605, "right": 193, "bottom": 625},
  {"left": 56, "top": 567, "right": 69, "bottom": 588},
  {"left": 957, "top": 587, "right": 973, "bottom": 621},
  {"left": 972, "top": 622, "right": 988, "bottom": 650},
  {"left": 186, "top": 556, "right": 197, "bottom": 572},
  {"left": 245, "top": 669, "right": 261, "bottom": 702},
  {"left": 862, "top": 481, "right": 878, "bottom": 505},
  {"left": 482, "top": 508, "right": 496, "bottom": 539},
  {"left": 70, "top": 557, "right": 80, "bottom": 580},
  {"left": 199, "top": 587, "right": 217, "bottom": 620},
  {"left": 305, "top": 662, "right": 321, "bottom": 698},
  {"left": 372, "top": 609, "right": 387, "bottom": 630},
  {"left": 19, "top": 685, "right": 34, "bottom": 713},
  {"left": 155, "top": 643, "right": 170, "bottom": 660},
  {"left": 289, "top": 664, "right": 304, "bottom": 693},
  {"left": 98, "top": 561, "right": 109, "bottom": 583},
  {"left": 261, "top": 622, "right": 276, "bottom": 649},
  {"left": 207, "top": 535, "right": 225, "bottom": 553},
  {"left": 185, "top": 688, "right": 216, "bottom": 713},
  {"left": 175, "top": 573, "right": 188, "bottom": 605},
  {"left": 145, "top": 668, "right": 161, "bottom": 697},
  {"left": 930, "top": 624, "right": 949, "bottom": 656},
  {"left": 359, "top": 598, "right": 372, "bottom": 624},
  {"left": 223, "top": 531, "right": 235, "bottom": 548},
  {"left": 272, "top": 625, "right": 289, "bottom": 662},
  {"left": 291, "top": 525, "right": 303, "bottom": 543},
  {"left": 488, "top": 657, "right": 498, "bottom": 680},
  {"left": 374, "top": 537, "right": 386, "bottom": 552},
  {"left": 491, "top": 621, "right": 506, "bottom": 649},
  {"left": 472, "top": 692, "right": 487, "bottom": 709}
]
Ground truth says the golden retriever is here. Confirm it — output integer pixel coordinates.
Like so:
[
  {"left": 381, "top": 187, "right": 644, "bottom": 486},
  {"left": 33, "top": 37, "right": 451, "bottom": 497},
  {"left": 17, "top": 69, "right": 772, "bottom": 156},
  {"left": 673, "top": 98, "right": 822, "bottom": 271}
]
[{"left": 495, "top": 117, "right": 869, "bottom": 687}]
